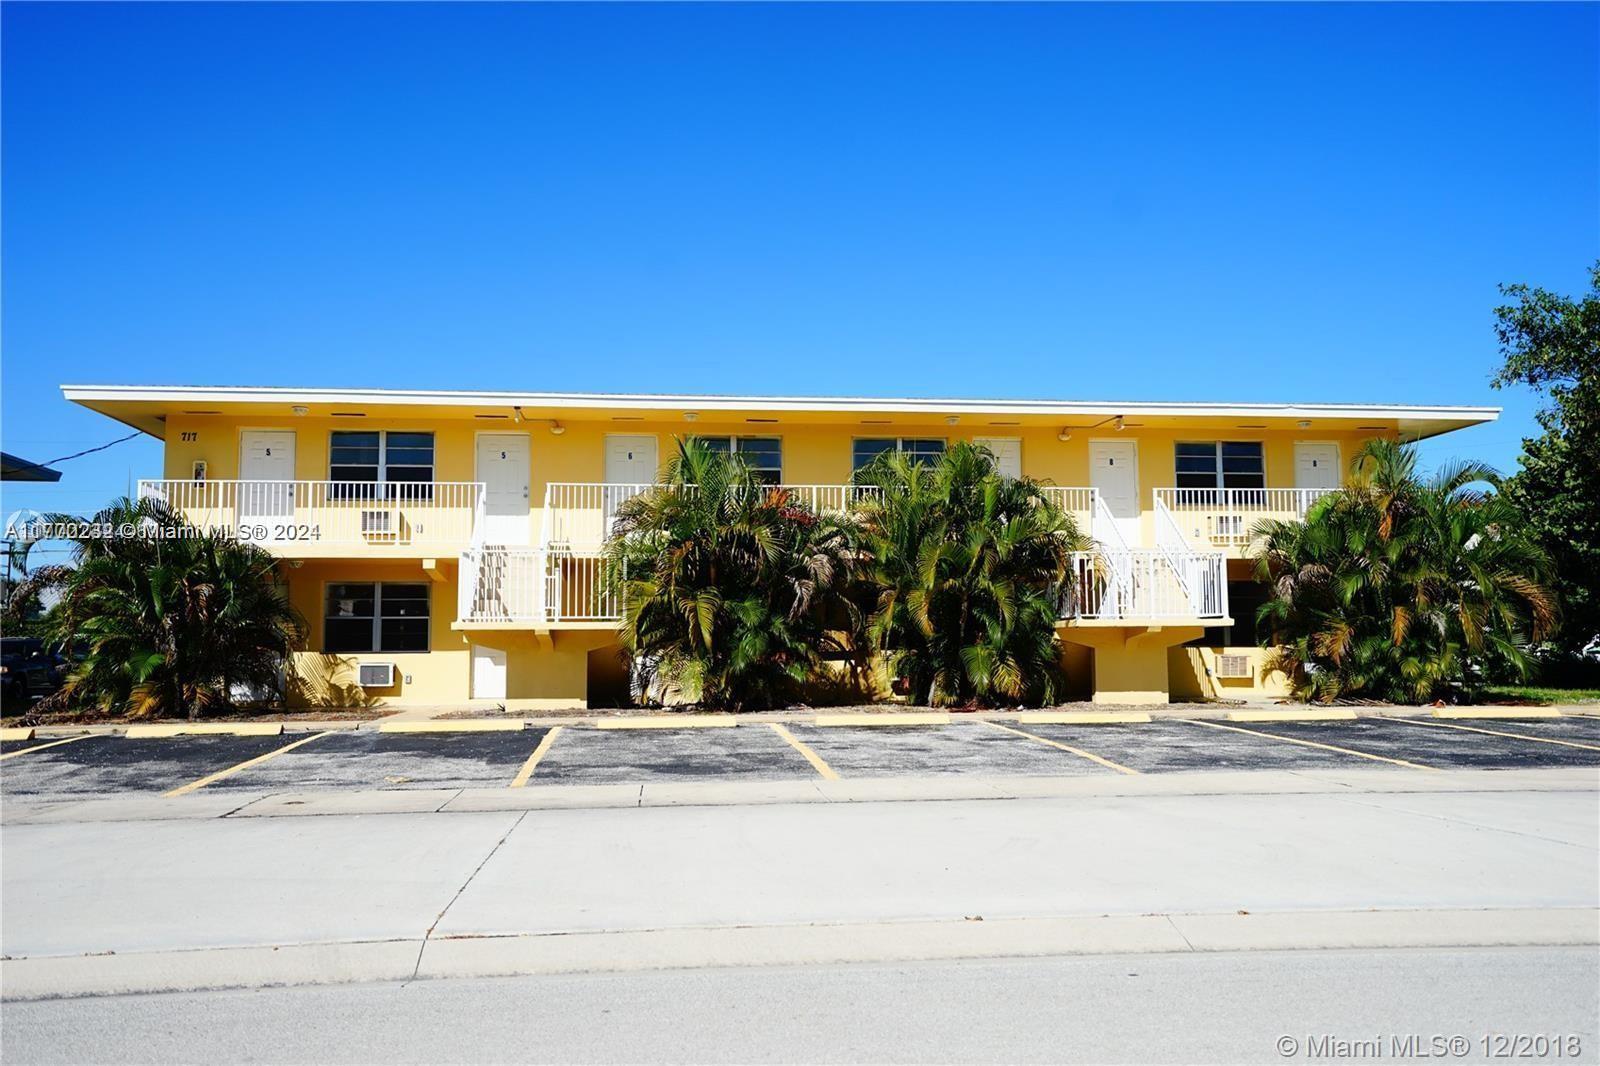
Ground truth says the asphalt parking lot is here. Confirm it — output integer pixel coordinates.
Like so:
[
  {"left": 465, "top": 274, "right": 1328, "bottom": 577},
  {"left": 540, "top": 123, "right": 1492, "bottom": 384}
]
[{"left": 3, "top": 713, "right": 1599, "bottom": 804}]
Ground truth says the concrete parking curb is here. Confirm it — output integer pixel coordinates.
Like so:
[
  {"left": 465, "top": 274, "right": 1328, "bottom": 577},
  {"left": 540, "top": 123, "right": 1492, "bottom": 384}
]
[
  {"left": 1228, "top": 709, "right": 1358, "bottom": 722},
  {"left": 593, "top": 716, "right": 738, "bottom": 729},
  {"left": 3, "top": 906, "right": 1592, "bottom": 1001},
  {"left": 124, "top": 723, "right": 284, "bottom": 738},
  {"left": 812, "top": 712, "right": 951, "bottom": 726},
  {"left": 1011, "top": 711, "right": 1152, "bottom": 724},
  {"left": 377, "top": 720, "right": 527, "bottom": 733},
  {"left": 0, "top": 727, "right": 36, "bottom": 742}
]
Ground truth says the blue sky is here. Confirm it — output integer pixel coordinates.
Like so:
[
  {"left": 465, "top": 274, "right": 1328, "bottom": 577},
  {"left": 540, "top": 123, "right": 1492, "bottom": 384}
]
[{"left": 2, "top": 2, "right": 1596, "bottom": 534}]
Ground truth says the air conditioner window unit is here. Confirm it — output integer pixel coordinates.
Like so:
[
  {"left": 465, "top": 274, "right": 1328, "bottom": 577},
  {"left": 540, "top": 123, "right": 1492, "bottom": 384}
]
[
  {"left": 1215, "top": 654, "right": 1252, "bottom": 679},
  {"left": 361, "top": 509, "right": 394, "bottom": 534},
  {"left": 1213, "top": 515, "right": 1245, "bottom": 538},
  {"left": 358, "top": 662, "right": 396, "bottom": 688}
]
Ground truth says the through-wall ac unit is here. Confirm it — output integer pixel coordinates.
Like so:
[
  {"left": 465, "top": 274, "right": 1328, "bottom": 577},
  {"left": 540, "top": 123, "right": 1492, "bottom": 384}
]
[
  {"left": 358, "top": 662, "right": 396, "bottom": 688},
  {"left": 1213, "top": 515, "right": 1246, "bottom": 538},
  {"left": 360, "top": 509, "right": 394, "bottom": 535},
  {"left": 1214, "top": 654, "right": 1252, "bottom": 679}
]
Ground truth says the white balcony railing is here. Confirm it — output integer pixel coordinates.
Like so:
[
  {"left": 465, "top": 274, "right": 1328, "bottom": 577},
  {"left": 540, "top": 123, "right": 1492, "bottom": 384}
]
[
  {"left": 458, "top": 547, "right": 618, "bottom": 624},
  {"left": 1064, "top": 549, "right": 1229, "bottom": 621},
  {"left": 138, "top": 479, "right": 484, "bottom": 549},
  {"left": 1154, "top": 487, "right": 1337, "bottom": 548},
  {"left": 540, "top": 482, "right": 886, "bottom": 551}
]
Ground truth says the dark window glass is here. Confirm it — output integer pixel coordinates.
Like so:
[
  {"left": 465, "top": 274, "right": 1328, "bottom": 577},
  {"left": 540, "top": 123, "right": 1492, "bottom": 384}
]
[
  {"left": 1175, "top": 442, "right": 1264, "bottom": 490},
  {"left": 323, "top": 582, "right": 429, "bottom": 653},
  {"left": 1220, "top": 442, "right": 1265, "bottom": 489},
  {"left": 902, "top": 439, "right": 945, "bottom": 466},
  {"left": 330, "top": 431, "right": 433, "bottom": 486},
  {"left": 737, "top": 438, "right": 782, "bottom": 484},
  {"left": 380, "top": 618, "right": 429, "bottom": 651},
  {"left": 330, "top": 432, "right": 381, "bottom": 485},
  {"left": 695, "top": 436, "right": 733, "bottom": 455},
  {"left": 324, "top": 583, "right": 376, "bottom": 652},
  {"left": 852, "top": 439, "right": 896, "bottom": 472}
]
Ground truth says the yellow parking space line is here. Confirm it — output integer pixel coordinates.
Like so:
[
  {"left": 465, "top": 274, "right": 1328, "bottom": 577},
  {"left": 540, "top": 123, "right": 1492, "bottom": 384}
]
[
  {"left": 163, "top": 731, "right": 332, "bottom": 797},
  {"left": 0, "top": 735, "right": 91, "bottom": 762},
  {"left": 981, "top": 720, "right": 1139, "bottom": 776},
  {"left": 1384, "top": 715, "right": 1600, "bottom": 752},
  {"left": 510, "top": 726, "right": 564, "bottom": 788},
  {"left": 1179, "top": 718, "right": 1436, "bottom": 771},
  {"left": 769, "top": 723, "right": 840, "bottom": 780},
  {"left": 1434, "top": 707, "right": 1561, "bottom": 719}
]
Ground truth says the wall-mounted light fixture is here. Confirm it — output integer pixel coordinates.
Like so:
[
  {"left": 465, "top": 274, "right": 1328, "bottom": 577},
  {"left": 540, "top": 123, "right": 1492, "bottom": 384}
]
[
  {"left": 549, "top": 421, "right": 565, "bottom": 436},
  {"left": 683, "top": 411, "right": 699, "bottom": 422},
  {"left": 1296, "top": 420, "right": 1312, "bottom": 429},
  {"left": 944, "top": 415, "right": 960, "bottom": 426},
  {"left": 512, "top": 406, "right": 525, "bottom": 424},
  {"left": 1057, "top": 429, "right": 1072, "bottom": 442},
  {"left": 291, "top": 405, "right": 309, "bottom": 417},
  {"left": 1114, "top": 416, "right": 1126, "bottom": 432}
]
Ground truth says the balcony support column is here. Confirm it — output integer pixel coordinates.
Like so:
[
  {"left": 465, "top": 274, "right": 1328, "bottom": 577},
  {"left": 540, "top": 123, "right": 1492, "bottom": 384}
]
[{"left": 1061, "top": 624, "right": 1205, "bottom": 705}]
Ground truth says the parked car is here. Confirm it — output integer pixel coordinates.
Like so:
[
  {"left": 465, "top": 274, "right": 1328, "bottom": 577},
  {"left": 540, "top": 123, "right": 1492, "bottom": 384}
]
[{"left": 0, "top": 637, "right": 68, "bottom": 714}]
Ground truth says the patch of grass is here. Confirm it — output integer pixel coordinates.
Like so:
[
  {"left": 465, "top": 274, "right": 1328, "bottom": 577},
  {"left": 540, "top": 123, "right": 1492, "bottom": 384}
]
[{"left": 1480, "top": 685, "right": 1600, "bottom": 705}]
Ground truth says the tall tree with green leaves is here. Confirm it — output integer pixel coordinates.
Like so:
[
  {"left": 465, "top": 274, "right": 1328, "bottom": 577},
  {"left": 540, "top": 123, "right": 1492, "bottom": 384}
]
[
  {"left": 13, "top": 497, "right": 304, "bottom": 719},
  {"left": 1492, "top": 262, "right": 1600, "bottom": 660},
  {"left": 1253, "top": 440, "right": 1557, "bottom": 703},
  {"left": 853, "top": 441, "right": 1084, "bottom": 707},
  {"left": 605, "top": 439, "right": 859, "bottom": 710}
]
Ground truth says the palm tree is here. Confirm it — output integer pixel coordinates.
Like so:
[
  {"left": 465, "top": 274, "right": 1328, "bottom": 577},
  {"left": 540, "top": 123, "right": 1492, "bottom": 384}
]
[
  {"left": 603, "top": 439, "right": 859, "bottom": 710},
  {"left": 853, "top": 441, "right": 1085, "bottom": 707},
  {"left": 1252, "top": 440, "right": 1557, "bottom": 703},
  {"left": 14, "top": 497, "right": 304, "bottom": 719}
]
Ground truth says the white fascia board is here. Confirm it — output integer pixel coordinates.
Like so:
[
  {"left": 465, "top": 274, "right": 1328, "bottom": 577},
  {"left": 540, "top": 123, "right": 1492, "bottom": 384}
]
[{"left": 59, "top": 385, "right": 1501, "bottom": 424}]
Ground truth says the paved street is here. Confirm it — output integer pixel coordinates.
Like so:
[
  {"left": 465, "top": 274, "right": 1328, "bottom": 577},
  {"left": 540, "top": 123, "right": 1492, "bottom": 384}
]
[
  {"left": 4, "top": 717, "right": 1597, "bottom": 1063},
  {"left": 6, "top": 947, "right": 1597, "bottom": 1065}
]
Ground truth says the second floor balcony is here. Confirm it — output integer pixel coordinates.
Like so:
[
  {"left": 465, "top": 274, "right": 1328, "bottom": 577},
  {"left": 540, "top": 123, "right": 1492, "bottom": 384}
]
[
  {"left": 1154, "top": 486, "right": 1337, "bottom": 555},
  {"left": 456, "top": 481, "right": 1227, "bottom": 628},
  {"left": 138, "top": 479, "right": 485, "bottom": 557}
]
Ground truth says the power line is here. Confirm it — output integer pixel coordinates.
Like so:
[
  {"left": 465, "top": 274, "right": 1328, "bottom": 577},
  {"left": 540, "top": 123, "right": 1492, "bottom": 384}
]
[{"left": 3, "top": 431, "right": 144, "bottom": 477}]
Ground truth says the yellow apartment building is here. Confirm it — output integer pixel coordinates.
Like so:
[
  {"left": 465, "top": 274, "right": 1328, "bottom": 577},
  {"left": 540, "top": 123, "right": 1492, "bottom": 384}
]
[{"left": 63, "top": 386, "right": 1496, "bottom": 708}]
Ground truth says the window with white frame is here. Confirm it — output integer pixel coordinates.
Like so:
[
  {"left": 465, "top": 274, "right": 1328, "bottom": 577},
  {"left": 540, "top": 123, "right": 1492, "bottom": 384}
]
[
  {"left": 324, "top": 582, "right": 430, "bottom": 653},
  {"left": 329, "top": 431, "right": 435, "bottom": 499},
  {"left": 1174, "top": 442, "right": 1265, "bottom": 490},
  {"left": 852, "top": 438, "right": 946, "bottom": 472},
  {"left": 695, "top": 436, "right": 782, "bottom": 484}
]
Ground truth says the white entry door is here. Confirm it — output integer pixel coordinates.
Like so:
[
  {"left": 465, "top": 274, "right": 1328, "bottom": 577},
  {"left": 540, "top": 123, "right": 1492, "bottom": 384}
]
[
  {"left": 471, "top": 644, "right": 507, "bottom": 700},
  {"left": 604, "top": 436, "right": 659, "bottom": 534},
  {"left": 1089, "top": 440, "right": 1140, "bottom": 547},
  {"left": 1294, "top": 442, "right": 1341, "bottom": 490},
  {"left": 238, "top": 430, "right": 296, "bottom": 524},
  {"left": 476, "top": 433, "right": 531, "bottom": 545},
  {"left": 605, "top": 435, "right": 658, "bottom": 484},
  {"left": 974, "top": 437, "right": 1022, "bottom": 479}
]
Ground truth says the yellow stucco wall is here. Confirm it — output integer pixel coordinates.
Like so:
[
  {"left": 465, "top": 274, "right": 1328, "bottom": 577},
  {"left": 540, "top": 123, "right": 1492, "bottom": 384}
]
[
  {"left": 159, "top": 410, "right": 1390, "bottom": 708},
  {"left": 1168, "top": 645, "right": 1295, "bottom": 701},
  {"left": 162, "top": 413, "right": 1389, "bottom": 539}
]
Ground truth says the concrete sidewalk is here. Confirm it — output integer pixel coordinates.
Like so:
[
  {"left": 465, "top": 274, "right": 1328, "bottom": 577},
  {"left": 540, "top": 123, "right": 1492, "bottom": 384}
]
[{"left": 3, "top": 769, "right": 1596, "bottom": 998}]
